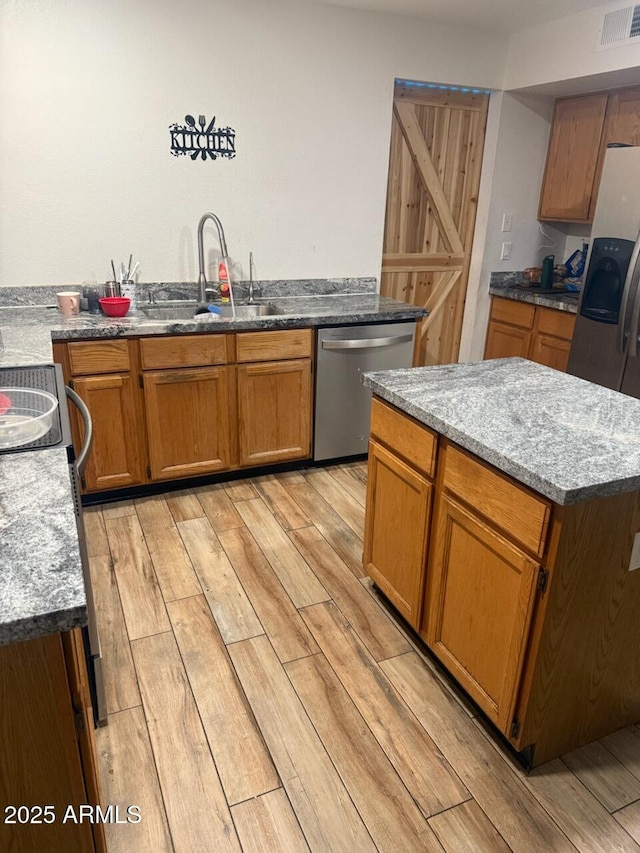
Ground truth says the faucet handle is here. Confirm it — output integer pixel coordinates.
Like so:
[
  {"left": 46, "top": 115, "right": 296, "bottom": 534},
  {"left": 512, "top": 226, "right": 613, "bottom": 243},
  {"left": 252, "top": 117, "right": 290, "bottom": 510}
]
[{"left": 204, "top": 285, "right": 220, "bottom": 302}]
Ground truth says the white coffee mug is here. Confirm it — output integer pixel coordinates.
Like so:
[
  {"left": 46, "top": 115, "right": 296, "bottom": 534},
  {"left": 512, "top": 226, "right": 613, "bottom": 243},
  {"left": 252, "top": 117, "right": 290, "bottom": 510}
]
[{"left": 57, "top": 291, "right": 80, "bottom": 316}]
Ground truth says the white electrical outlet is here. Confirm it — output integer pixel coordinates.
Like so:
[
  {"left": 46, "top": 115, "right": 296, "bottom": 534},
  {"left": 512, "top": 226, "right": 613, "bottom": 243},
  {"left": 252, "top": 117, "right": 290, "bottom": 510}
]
[
  {"left": 629, "top": 531, "right": 640, "bottom": 572},
  {"left": 501, "top": 241, "right": 512, "bottom": 260},
  {"left": 501, "top": 213, "right": 512, "bottom": 232}
]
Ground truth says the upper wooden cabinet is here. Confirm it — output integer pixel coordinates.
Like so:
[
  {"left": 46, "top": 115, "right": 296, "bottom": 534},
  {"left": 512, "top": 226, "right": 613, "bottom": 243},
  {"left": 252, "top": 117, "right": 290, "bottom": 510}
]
[
  {"left": 539, "top": 87, "right": 640, "bottom": 223},
  {"left": 539, "top": 93, "right": 608, "bottom": 222},
  {"left": 484, "top": 297, "right": 575, "bottom": 373}
]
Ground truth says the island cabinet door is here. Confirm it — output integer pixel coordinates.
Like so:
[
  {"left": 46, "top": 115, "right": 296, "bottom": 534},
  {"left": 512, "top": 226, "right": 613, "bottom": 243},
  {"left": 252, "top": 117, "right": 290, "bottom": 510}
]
[
  {"left": 423, "top": 494, "right": 540, "bottom": 734},
  {"left": 72, "top": 373, "right": 146, "bottom": 492},
  {"left": 363, "top": 440, "right": 432, "bottom": 628},
  {"left": 143, "top": 366, "right": 233, "bottom": 480},
  {"left": 237, "top": 359, "right": 312, "bottom": 467}
]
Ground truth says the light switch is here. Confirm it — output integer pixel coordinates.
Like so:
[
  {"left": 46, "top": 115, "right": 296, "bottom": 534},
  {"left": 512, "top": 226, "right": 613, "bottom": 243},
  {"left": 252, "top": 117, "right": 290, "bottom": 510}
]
[
  {"left": 500, "top": 241, "right": 512, "bottom": 261},
  {"left": 501, "top": 213, "right": 512, "bottom": 232}
]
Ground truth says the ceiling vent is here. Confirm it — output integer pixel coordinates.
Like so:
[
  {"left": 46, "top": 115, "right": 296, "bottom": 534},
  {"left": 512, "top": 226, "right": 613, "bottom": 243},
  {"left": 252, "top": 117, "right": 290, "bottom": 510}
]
[{"left": 598, "top": 4, "right": 640, "bottom": 49}]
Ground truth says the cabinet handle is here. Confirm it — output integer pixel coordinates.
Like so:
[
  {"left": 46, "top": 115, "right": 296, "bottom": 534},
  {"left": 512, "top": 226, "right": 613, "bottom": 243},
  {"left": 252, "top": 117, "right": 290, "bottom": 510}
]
[
  {"left": 321, "top": 334, "right": 413, "bottom": 351},
  {"left": 618, "top": 234, "right": 640, "bottom": 354},
  {"left": 628, "top": 256, "right": 640, "bottom": 359}
]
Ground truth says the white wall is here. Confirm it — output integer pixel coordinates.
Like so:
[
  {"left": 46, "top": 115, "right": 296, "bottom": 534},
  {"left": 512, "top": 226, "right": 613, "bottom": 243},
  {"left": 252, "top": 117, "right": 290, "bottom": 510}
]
[
  {"left": 0, "top": 0, "right": 506, "bottom": 288},
  {"left": 504, "top": 2, "right": 640, "bottom": 91},
  {"left": 459, "top": 91, "right": 566, "bottom": 361}
]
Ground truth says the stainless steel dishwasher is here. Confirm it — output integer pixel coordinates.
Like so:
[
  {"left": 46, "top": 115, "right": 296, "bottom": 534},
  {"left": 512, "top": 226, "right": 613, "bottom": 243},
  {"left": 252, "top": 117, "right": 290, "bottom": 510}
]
[{"left": 314, "top": 321, "right": 416, "bottom": 461}]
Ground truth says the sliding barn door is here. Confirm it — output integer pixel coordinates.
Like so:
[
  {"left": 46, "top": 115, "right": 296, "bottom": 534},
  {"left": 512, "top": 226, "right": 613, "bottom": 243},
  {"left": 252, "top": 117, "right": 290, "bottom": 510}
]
[{"left": 381, "top": 85, "right": 489, "bottom": 366}]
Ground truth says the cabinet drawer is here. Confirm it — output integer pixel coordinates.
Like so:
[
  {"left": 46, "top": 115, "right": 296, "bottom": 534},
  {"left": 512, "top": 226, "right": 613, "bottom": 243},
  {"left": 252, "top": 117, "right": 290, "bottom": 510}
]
[
  {"left": 370, "top": 398, "right": 437, "bottom": 479},
  {"left": 68, "top": 340, "right": 130, "bottom": 375},
  {"left": 442, "top": 443, "right": 550, "bottom": 556},
  {"left": 236, "top": 329, "right": 313, "bottom": 363},
  {"left": 491, "top": 298, "right": 535, "bottom": 330},
  {"left": 535, "top": 307, "right": 576, "bottom": 341},
  {"left": 140, "top": 334, "right": 229, "bottom": 369}
]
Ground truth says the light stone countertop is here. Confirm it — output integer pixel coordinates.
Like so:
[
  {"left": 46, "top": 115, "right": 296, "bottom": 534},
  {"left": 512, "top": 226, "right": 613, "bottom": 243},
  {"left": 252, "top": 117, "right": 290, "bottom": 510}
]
[
  {"left": 0, "top": 449, "right": 86, "bottom": 645},
  {"left": 363, "top": 358, "right": 640, "bottom": 505},
  {"left": 0, "top": 294, "right": 426, "bottom": 368}
]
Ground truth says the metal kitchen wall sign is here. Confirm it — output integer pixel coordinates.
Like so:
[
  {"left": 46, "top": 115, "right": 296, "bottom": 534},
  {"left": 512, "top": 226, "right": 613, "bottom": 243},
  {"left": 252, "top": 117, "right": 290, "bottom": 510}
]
[{"left": 169, "top": 114, "right": 236, "bottom": 161}]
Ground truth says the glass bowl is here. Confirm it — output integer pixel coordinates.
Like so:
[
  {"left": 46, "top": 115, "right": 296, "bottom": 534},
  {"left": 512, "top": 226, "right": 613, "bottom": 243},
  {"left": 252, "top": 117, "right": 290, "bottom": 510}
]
[{"left": 0, "top": 388, "right": 59, "bottom": 449}]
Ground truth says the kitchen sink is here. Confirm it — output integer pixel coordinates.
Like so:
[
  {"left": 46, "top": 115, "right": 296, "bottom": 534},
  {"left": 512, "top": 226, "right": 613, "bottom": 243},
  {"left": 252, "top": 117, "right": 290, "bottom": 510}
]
[
  {"left": 140, "top": 305, "right": 200, "bottom": 320},
  {"left": 218, "top": 303, "right": 281, "bottom": 318},
  {"left": 139, "top": 302, "right": 284, "bottom": 321}
]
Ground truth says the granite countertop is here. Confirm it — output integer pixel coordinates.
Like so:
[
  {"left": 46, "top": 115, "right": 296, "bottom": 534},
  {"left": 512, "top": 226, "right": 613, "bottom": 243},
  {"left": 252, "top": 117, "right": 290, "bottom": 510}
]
[
  {"left": 0, "top": 284, "right": 423, "bottom": 644},
  {"left": 363, "top": 358, "right": 640, "bottom": 505},
  {"left": 0, "top": 449, "right": 87, "bottom": 645},
  {"left": 0, "top": 294, "right": 425, "bottom": 367},
  {"left": 489, "top": 272, "right": 579, "bottom": 314}
]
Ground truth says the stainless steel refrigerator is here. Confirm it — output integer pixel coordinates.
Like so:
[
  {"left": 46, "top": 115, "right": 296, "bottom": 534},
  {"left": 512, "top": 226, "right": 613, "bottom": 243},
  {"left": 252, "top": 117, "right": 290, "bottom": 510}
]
[{"left": 567, "top": 145, "right": 640, "bottom": 398}]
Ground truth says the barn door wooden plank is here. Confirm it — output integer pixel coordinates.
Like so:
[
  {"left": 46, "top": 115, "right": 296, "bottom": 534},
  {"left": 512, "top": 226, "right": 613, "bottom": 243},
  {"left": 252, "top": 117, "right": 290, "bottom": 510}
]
[
  {"left": 422, "top": 270, "right": 462, "bottom": 334},
  {"left": 382, "top": 252, "right": 464, "bottom": 273},
  {"left": 394, "top": 101, "right": 464, "bottom": 254}
]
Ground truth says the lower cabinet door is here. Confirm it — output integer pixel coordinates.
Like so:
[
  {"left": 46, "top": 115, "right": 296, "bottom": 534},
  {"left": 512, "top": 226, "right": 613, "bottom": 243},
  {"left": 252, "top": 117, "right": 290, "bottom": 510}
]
[
  {"left": 73, "top": 373, "right": 146, "bottom": 491},
  {"left": 237, "top": 359, "right": 311, "bottom": 467},
  {"left": 529, "top": 333, "right": 571, "bottom": 372},
  {"left": 363, "top": 440, "right": 432, "bottom": 628},
  {"left": 424, "top": 494, "right": 539, "bottom": 733},
  {"left": 484, "top": 321, "right": 532, "bottom": 360},
  {"left": 144, "top": 366, "right": 232, "bottom": 480}
]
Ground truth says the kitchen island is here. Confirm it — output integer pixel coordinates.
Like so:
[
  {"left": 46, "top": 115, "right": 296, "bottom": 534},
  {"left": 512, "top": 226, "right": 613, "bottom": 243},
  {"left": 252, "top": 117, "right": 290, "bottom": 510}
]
[{"left": 362, "top": 358, "right": 640, "bottom": 766}]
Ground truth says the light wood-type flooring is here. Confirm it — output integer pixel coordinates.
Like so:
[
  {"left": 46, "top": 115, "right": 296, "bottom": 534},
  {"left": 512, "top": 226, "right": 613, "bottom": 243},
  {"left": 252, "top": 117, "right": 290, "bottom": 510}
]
[{"left": 86, "top": 464, "right": 640, "bottom": 853}]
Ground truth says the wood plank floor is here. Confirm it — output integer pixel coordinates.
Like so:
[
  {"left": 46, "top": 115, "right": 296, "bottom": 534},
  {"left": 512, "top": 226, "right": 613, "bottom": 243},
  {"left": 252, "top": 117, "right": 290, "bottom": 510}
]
[{"left": 89, "top": 463, "right": 640, "bottom": 852}]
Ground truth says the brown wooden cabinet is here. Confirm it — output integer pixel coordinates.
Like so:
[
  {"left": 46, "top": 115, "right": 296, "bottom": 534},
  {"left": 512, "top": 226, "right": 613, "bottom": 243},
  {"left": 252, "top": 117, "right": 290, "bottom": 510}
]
[
  {"left": 539, "top": 93, "right": 608, "bottom": 222},
  {"left": 484, "top": 297, "right": 575, "bottom": 372},
  {"left": 0, "top": 630, "right": 106, "bottom": 853},
  {"left": 237, "top": 359, "right": 311, "bottom": 467},
  {"left": 424, "top": 474, "right": 540, "bottom": 732},
  {"left": 144, "top": 366, "right": 233, "bottom": 479},
  {"left": 72, "top": 373, "right": 146, "bottom": 491},
  {"left": 363, "top": 439, "right": 433, "bottom": 628},
  {"left": 363, "top": 397, "right": 640, "bottom": 766},
  {"left": 53, "top": 340, "right": 147, "bottom": 493},
  {"left": 54, "top": 328, "right": 315, "bottom": 494},
  {"left": 539, "top": 86, "right": 640, "bottom": 223},
  {"left": 484, "top": 322, "right": 531, "bottom": 361},
  {"left": 363, "top": 399, "right": 437, "bottom": 628}
]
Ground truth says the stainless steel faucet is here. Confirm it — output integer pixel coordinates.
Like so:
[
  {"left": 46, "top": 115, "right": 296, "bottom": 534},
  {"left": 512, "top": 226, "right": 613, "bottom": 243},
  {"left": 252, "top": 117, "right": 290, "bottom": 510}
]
[{"left": 197, "top": 212, "right": 230, "bottom": 303}]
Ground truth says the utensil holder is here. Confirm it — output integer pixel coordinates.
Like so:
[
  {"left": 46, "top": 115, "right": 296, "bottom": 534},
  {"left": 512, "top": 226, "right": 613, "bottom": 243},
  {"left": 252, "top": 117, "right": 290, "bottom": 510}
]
[
  {"left": 120, "top": 280, "right": 137, "bottom": 311},
  {"left": 103, "top": 281, "right": 121, "bottom": 298}
]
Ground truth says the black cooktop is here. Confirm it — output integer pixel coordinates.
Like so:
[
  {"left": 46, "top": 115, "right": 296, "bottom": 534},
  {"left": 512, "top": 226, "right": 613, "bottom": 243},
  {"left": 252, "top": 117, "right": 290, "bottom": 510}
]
[{"left": 0, "top": 364, "right": 70, "bottom": 454}]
